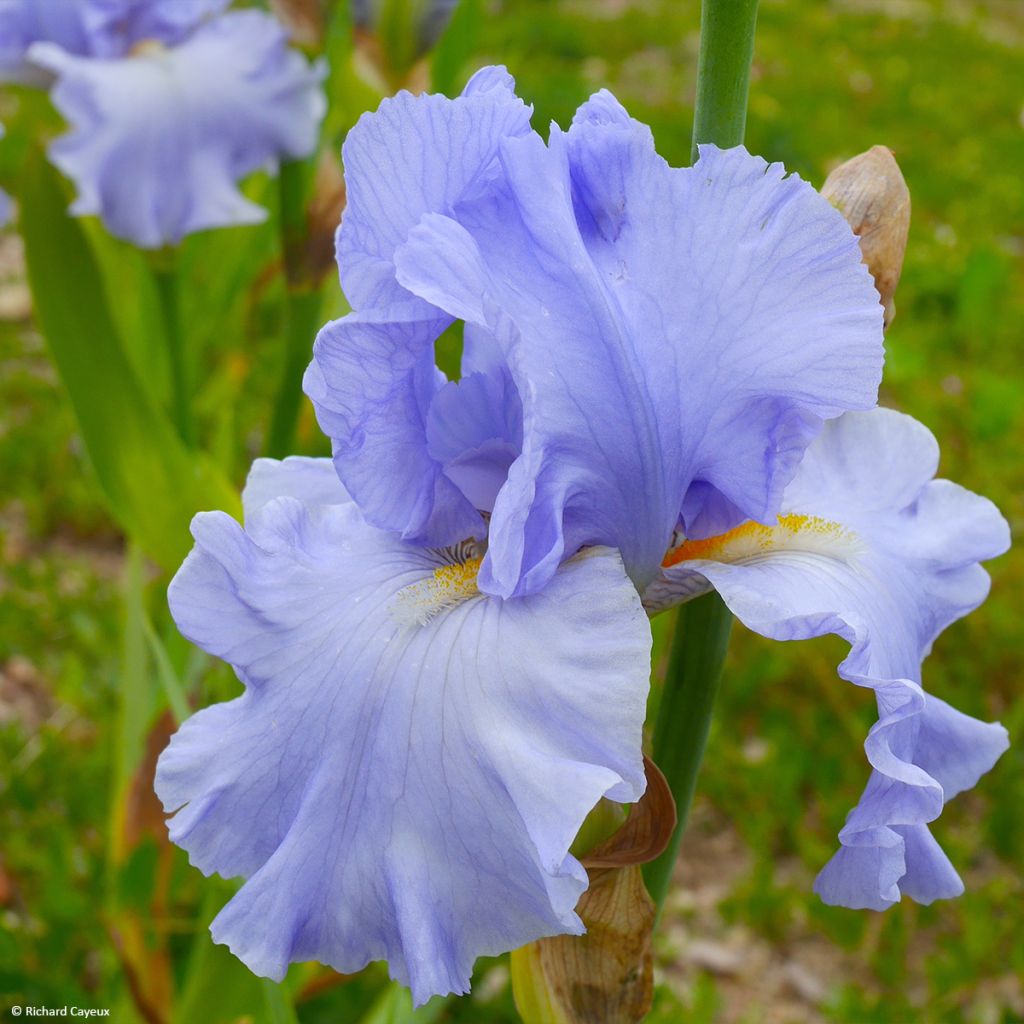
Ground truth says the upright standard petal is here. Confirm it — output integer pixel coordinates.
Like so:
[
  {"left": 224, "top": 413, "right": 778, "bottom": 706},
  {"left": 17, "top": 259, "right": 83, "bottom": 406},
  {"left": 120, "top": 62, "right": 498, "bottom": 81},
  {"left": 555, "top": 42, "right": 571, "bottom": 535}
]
[
  {"left": 336, "top": 65, "right": 533, "bottom": 309},
  {"left": 647, "top": 408, "right": 1010, "bottom": 909},
  {"left": 31, "top": 10, "right": 326, "bottom": 248},
  {"left": 2, "top": 0, "right": 92, "bottom": 82},
  {"left": 395, "top": 90, "right": 884, "bottom": 597},
  {"left": 306, "top": 68, "right": 531, "bottom": 545},
  {"left": 305, "top": 306, "right": 523, "bottom": 546},
  {"left": 156, "top": 465, "right": 650, "bottom": 1003},
  {"left": 81, "top": 0, "right": 230, "bottom": 55}
]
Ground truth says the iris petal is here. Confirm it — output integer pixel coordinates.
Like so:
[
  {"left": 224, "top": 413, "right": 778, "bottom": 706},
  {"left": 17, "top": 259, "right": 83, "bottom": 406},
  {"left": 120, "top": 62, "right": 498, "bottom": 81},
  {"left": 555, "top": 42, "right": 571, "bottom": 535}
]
[
  {"left": 336, "top": 64, "right": 533, "bottom": 310},
  {"left": 647, "top": 408, "right": 1009, "bottom": 908},
  {"left": 394, "top": 90, "right": 883, "bottom": 596},
  {"left": 241, "top": 456, "right": 349, "bottom": 518},
  {"left": 1, "top": 0, "right": 228, "bottom": 83},
  {"left": 157, "top": 462, "right": 650, "bottom": 1003},
  {"left": 305, "top": 305, "right": 488, "bottom": 545},
  {"left": 307, "top": 69, "right": 532, "bottom": 544}
]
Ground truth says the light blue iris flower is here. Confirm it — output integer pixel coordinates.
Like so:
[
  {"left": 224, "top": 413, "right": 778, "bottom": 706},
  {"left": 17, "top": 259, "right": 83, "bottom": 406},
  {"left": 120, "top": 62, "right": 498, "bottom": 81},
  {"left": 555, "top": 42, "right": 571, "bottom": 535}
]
[
  {"left": 28, "top": 7, "right": 325, "bottom": 248},
  {"left": 0, "top": 0, "right": 228, "bottom": 83},
  {"left": 160, "top": 68, "right": 1009, "bottom": 1001}
]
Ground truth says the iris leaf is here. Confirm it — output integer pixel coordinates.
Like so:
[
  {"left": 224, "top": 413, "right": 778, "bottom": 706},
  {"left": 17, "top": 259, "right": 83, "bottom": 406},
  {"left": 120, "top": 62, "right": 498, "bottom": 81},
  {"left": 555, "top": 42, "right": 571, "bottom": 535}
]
[{"left": 20, "top": 149, "right": 241, "bottom": 573}]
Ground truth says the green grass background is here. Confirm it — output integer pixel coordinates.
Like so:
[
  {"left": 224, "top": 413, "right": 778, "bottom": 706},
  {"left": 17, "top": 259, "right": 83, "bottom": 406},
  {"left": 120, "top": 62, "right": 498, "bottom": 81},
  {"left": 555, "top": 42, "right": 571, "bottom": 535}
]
[{"left": 1, "top": 0, "right": 1021, "bottom": 1021}]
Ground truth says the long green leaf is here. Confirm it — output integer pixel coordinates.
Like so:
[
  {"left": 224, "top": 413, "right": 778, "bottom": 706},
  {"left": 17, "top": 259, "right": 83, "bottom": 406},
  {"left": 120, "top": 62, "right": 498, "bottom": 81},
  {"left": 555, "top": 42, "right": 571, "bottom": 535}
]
[
  {"left": 361, "top": 984, "right": 447, "bottom": 1024},
  {"left": 175, "top": 886, "right": 299, "bottom": 1024},
  {"left": 140, "top": 613, "right": 191, "bottom": 726},
  {"left": 20, "top": 150, "right": 240, "bottom": 572}
]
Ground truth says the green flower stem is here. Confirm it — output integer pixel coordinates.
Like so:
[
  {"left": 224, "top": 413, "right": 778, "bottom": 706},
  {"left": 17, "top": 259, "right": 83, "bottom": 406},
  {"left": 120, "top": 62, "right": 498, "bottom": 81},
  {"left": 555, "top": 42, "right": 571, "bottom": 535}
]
[
  {"left": 152, "top": 255, "right": 193, "bottom": 447},
  {"left": 266, "top": 287, "right": 323, "bottom": 459},
  {"left": 266, "top": 158, "right": 320, "bottom": 459},
  {"left": 644, "top": 0, "right": 759, "bottom": 913},
  {"left": 643, "top": 592, "right": 733, "bottom": 911},
  {"left": 690, "top": 0, "right": 760, "bottom": 161}
]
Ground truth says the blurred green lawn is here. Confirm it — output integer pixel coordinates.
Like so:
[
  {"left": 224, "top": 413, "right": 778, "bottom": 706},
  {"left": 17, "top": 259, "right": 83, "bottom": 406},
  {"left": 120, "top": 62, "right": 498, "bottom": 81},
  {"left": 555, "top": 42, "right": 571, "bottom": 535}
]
[{"left": 1, "top": 1, "right": 1021, "bottom": 1021}]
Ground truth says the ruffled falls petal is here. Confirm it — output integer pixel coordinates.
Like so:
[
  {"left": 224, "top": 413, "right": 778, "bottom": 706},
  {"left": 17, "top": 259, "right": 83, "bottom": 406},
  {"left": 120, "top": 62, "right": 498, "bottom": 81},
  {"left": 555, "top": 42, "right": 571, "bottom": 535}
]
[
  {"left": 646, "top": 408, "right": 1009, "bottom": 909},
  {"left": 241, "top": 456, "right": 350, "bottom": 519},
  {"left": 156, "top": 494, "right": 650, "bottom": 1003}
]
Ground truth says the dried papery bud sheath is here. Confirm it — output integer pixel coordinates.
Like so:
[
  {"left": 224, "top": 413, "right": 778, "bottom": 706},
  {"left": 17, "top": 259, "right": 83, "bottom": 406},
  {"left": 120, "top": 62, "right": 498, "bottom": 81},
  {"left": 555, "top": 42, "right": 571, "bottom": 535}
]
[
  {"left": 510, "top": 759, "right": 676, "bottom": 1024},
  {"left": 511, "top": 867, "right": 655, "bottom": 1024},
  {"left": 822, "top": 145, "right": 911, "bottom": 328},
  {"left": 296, "top": 150, "right": 347, "bottom": 289},
  {"left": 269, "top": 0, "right": 330, "bottom": 51}
]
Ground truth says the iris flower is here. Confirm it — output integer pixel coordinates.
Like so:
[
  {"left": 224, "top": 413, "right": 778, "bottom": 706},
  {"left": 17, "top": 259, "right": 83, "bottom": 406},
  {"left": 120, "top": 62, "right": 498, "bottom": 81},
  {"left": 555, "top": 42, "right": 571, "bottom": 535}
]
[
  {"left": 0, "top": 0, "right": 228, "bottom": 83},
  {"left": 29, "top": 7, "right": 325, "bottom": 248},
  {"left": 160, "top": 68, "right": 1009, "bottom": 1001}
]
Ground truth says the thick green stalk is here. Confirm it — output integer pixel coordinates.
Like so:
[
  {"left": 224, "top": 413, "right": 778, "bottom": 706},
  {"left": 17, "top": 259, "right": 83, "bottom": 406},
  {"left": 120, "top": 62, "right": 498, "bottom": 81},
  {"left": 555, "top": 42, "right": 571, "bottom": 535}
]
[
  {"left": 643, "top": 593, "right": 733, "bottom": 910},
  {"left": 266, "top": 287, "right": 322, "bottom": 458},
  {"left": 266, "top": 158, "right": 320, "bottom": 458},
  {"left": 644, "top": 0, "right": 759, "bottom": 912},
  {"left": 690, "top": 0, "right": 760, "bottom": 161},
  {"left": 152, "top": 257, "right": 193, "bottom": 446}
]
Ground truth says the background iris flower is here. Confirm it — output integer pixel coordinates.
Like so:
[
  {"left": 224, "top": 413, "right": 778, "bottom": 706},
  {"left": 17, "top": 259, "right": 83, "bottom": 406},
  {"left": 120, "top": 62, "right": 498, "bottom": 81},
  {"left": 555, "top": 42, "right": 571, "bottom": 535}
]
[
  {"left": 0, "top": 0, "right": 229, "bottom": 83},
  {"left": 28, "top": 6, "right": 326, "bottom": 248}
]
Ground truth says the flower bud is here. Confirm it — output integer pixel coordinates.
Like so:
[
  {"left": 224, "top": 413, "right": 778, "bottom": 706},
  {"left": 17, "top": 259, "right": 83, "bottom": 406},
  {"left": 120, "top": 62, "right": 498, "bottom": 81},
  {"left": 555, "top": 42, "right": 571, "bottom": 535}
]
[{"left": 822, "top": 145, "right": 910, "bottom": 329}]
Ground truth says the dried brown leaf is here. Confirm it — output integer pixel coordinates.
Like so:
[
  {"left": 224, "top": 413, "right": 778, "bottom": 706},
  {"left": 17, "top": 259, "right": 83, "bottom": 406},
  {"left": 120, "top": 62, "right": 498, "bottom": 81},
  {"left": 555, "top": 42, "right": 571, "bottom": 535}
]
[{"left": 582, "top": 756, "right": 676, "bottom": 870}]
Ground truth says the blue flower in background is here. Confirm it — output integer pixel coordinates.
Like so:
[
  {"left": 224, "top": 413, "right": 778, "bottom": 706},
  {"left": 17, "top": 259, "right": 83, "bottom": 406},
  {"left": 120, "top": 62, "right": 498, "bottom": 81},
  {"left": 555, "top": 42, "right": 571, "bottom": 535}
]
[
  {"left": 307, "top": 72, "right": 885, "bottom": 601},
  {"left": 647, "top": 407, "right": 1010, "bottom": 909},
  {"left": 156, "top": 456, "right": 649, "bottom": 1003},
  {"left": 0, "top": 0, "right": 228, "bottom": 83},
  {"left": 30, "top": 9, "right": 325, "bottom": 248}
]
